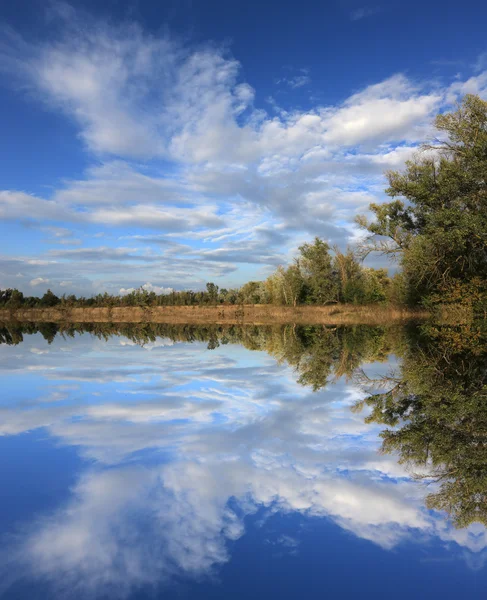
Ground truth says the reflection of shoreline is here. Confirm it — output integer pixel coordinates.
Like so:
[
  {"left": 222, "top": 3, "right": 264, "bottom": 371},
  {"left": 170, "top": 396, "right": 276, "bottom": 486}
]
[
  {"left": 0, "top": 303, "right": 428, "bottom": 325},
  {"left": 0, "top": 321, "right": 401, "bottom": 392}
]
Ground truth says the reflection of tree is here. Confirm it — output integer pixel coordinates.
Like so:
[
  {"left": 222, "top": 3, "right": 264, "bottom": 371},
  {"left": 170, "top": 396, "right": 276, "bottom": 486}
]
[
  {"left": 263, "top": 325, "right": 395, "bottom": 391},
  {"left": 0, "top": 321, "right": 396, "bottom": 389},
  {"left": 0, "top": 322, "right": 39, "bottom": 345},
  {"left": 354, "top": 322, "right": 487, "bottom": 528}
]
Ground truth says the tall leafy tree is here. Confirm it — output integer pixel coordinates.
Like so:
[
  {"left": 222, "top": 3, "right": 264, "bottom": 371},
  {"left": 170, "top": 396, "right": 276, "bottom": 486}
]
[
  {"left": 282, "top": 264, "right": 304, "bottom": 306},
  {"left": 357, "top": 94, "right": 487, "bottom": 307},
  {"left": 205, "top": 282, "right": 219, "bottom": 304},
  {"left": 298, "top": 237, "right": 338, "bottom": 304},
  {"left": 39, "top": 289, "right": 60, "bottom": 308}
]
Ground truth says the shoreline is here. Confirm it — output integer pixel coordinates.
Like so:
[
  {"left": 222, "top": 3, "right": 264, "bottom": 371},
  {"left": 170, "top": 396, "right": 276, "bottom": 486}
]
[{"left": 0, "top": 304, "right": 429, "bottom": 325}]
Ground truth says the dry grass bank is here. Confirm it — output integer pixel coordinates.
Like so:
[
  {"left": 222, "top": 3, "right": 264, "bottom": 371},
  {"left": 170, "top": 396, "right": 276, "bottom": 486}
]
[{"left": 0, "top": 304, "right": 429, "bottom": 325}]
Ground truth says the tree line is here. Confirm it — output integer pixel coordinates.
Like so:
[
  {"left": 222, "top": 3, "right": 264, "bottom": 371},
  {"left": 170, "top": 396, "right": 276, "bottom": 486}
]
[
  {"left": 0, "top": 243, "right": 393, "bottom": 310},
  {"left": 1, "top": 94, "right": 486, "bottom": 312}
]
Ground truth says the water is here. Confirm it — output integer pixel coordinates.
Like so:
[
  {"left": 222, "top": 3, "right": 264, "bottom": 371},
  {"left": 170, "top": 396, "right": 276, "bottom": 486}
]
[{"left": 0, "top": 322, "right": 486, "bottom": 599}]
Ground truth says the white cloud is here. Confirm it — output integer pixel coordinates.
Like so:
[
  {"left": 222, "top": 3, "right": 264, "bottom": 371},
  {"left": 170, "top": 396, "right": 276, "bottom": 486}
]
[
  {"left": 322, "top": 75, "right": 441, "bottom": 146},
  {"left": 25, "top": 24, "right": 171, "bottom": 157},
  {"left": 0, "top": 191, "right": 68, "bottom": 222},
  {"left": 48, "top": 246, "right": 159, "bottom": 262},
  {"left": 87, "top": 204, "right": 223, "bottom": 229},
  {"left": 30, "top": 277, "right": 50, "bottom": 287}
]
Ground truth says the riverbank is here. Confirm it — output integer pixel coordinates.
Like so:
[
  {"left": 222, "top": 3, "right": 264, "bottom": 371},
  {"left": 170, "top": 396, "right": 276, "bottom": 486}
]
[{"left": 0, "top": 304, "right": 429, "bottom": 325}]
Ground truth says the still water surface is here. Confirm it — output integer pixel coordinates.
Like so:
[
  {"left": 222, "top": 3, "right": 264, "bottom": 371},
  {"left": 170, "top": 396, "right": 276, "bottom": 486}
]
[{"left": 0, "top": 322, "right": 485, "bottom": 599}]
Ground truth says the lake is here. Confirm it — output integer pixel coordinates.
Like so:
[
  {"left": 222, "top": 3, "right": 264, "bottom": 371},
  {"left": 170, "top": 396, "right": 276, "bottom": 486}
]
[{"left": 0, "top": 321, "right": 486, "bottom": 599}]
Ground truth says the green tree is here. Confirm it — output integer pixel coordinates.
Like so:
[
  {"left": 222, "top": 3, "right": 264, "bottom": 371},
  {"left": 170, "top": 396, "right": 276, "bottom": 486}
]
[
  {"left": 39, "top": 289, "right": 60, "bottom": 308},
  {"left": 357, "top": 94, "right": 487, "bottom": 308},
  {"left": 282, "top": 264, "right": 304, "bottom": 306},
  {"left": 299, "top": 237, "right": 338, "bottom": 304},
  {"left": 360, "top": 268, "right": 389, "bottom": 303},
  {"left": 5, "top": 289, "right": 24, "bottom": 309},
  {"left": 206, "top": 282, "right": 219, "bottom": 305},
  {"left": 238, "top": 281, "right": 266, "bottom": 304},
  {"left": 264, "top": 267, "right": 286, "bottom": 305}
]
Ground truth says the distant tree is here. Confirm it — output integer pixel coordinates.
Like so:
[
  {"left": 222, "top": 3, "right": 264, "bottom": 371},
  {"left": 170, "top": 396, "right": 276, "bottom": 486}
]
[
  {"left": 333, "top": 247, "right": 363, "bottom": 303},
  {"left": 38, "top": 322, "right": 58, "bottom": 344},
  {"left": 205, "top": 282, "right": 219, "bottom": 305},
  {"left": 5, "top": 289, "right": 24, "bottom": 309},
  {"left": 264, "top": 267, "right": 286, "bottom": 305},
  {"left": 239, "top": 281, "right": 266, "bottom": 304},
  {"left": 38, "top": 289, "right": 60, "bottom": 308},
  {"left": 361, "top": 268, "right": 389, "bottom": 303},
  {"left": 282, "top": 264, "right": 304, "bottom": 306},
  {"left": 0, "top": 289, "right": 13, "bottom": 306},
  {"left": 299, "top": 237, "right": 338, "bottom": 304}
]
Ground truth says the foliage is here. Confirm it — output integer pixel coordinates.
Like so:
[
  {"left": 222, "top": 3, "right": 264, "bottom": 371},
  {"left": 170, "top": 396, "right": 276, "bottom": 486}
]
[
  {"left": 357, "top": 94, "right": 487, "bottom": 309},
  {"left": 298, "top": 237, "right": 338, "bottom": 304}
]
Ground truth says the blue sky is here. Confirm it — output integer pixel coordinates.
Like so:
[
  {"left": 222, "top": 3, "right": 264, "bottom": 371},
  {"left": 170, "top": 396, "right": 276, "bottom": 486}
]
[{"left": 1, "top": 0, "right": 487, "bottom": 295}]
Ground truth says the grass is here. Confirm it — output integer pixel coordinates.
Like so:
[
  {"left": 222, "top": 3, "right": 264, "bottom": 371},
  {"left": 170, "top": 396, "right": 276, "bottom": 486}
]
[{"left": 0, "top": 303, "right": 430, "bottom": 325}]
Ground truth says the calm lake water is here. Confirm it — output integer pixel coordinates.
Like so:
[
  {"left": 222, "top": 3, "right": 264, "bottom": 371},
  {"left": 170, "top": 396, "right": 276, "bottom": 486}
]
[{"left": 0, "top": 322, "right": 486, "bottom": 599}]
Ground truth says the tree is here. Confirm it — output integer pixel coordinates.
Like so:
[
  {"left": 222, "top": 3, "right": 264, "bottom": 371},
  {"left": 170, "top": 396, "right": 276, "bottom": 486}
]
[
  {"left": 264, "top": 267, "right": 286, "bottom": 305},
  {"left": 356, "top": 94, "right": 487, "bottom": 308},
  {"left": 333, "top": 247, "right": 363, "bottom": 303},
  {"left": 5, "top": 289, "right": 24, "bottom": 309},
  {"left": 298, "top": 237, "right": 338, "bottom": 304},
  {"left": 206, "top": 282, "right": 219, "bottom": 305},
  {"left": 282, "top": 264, "right": 304, "bottom": 307},
  {"left": 0, "top": 289, "right": 13, "bottom": 307},
  {"left": 39, "top": 289, "right": 60, "bottom": 308},
  {"left": 360, "top": 268, "right": 389, "bottom": 303},
  {"left": 238, "top": 281, "right": 266, "bottom": 304}
]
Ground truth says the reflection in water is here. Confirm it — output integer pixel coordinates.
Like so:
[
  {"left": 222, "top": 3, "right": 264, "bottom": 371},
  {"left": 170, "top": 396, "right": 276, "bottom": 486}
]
[
  {"left": 354, "top": 322, "right": 487, "bottom": 529},
  {"left": 0, "top": 321, "right": 486, "bottom": 597},
  {"left": 0, "top": 321, "right": 397, "bottom": 388}
]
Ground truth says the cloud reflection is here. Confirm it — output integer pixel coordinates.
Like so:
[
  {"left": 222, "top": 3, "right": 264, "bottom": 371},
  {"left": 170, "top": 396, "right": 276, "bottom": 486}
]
[{"left": 0, "top": 329, "right": 486, "bottom": 596}]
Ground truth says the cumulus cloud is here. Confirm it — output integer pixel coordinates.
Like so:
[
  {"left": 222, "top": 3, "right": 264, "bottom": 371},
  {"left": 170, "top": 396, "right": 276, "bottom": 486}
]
[
  {"left": 30, "top": 277, "right": 50, "bottom": 287},
  {"left": 322, "top": 75, "right": 441, "bottom": 146},
  {"left": 4, "top": 21, "right": 172, "bottom": 157}
]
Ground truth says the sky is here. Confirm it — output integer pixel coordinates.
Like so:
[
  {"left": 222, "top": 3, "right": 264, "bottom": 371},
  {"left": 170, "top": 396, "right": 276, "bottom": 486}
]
[{"left": 1, "top": 0, "right": 487, "bottom": 296}]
